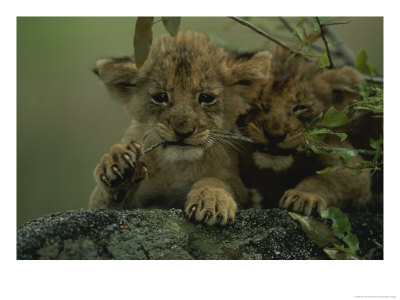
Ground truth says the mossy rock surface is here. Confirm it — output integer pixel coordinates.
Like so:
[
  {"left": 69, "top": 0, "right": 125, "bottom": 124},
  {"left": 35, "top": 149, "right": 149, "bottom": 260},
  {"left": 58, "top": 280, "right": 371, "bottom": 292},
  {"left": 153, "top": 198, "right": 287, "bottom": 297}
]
[{"left": 17, "top": 208, "right": 383, "bottom": 260}]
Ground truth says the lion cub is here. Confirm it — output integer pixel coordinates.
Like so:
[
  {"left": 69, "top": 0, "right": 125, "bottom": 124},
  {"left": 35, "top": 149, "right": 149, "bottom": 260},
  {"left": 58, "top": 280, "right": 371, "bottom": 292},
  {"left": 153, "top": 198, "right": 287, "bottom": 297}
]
[
  {"left": 89, "top": 30, "right": 272, "bottom": 225},
  {"left": 238, "top": 48, "right": 371, "bottom": 215}
]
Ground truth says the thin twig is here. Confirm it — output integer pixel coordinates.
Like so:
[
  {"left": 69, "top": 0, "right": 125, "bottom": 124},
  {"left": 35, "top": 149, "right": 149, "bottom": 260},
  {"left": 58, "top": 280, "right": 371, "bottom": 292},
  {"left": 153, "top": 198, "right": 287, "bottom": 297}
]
[
  {"left": 363, "top": 75, "right": 384, "bottom": 85},
  {"left": 142, "top": 132, "right": 377, "bottom": 157},
  {"left": 243, "top": 17, "right": 383, "bottom": 84},
  {"left": 229, "top": 17, "right": 296, "bottom": 54},
  {"left": 322, "top": 23, "right": 383, "bottom": 84},
  {"left": 143, "top": 140, "right": 165, "bottom": 154},
  {"left": 318, "top": 146, "right": 376, "bottom": 156},
  {"left": 316, "top": 17, "right": 334, "bottom": 69},
  {"left": 211, "top": 133, "right": 257, "bottom": 144},
  {"left": 209, "top": 133, "right": 377, "bottom": 156},
  {"left": 278, "top": 17, "right": 341, "bottom": 55},
  {"left": 322, "top": 21, "right": 351, "bottom": 27}
]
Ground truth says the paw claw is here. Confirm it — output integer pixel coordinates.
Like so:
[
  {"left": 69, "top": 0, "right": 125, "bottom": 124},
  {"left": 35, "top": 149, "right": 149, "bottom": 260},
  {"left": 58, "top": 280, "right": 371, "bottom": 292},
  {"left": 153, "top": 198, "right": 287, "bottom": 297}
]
[
  {"left": 188, "top": 205, "right": 197, "bottom": 220},
  {"left": 101, "top": 175, "right": 111, "bottom": 187},
  {"left": 217, "top": 215, "right": 223, "bottom": 224},
  {"left": 204, "top": 211, "right": 212, "bottom": 223},
  {"left": 279, "top": 189, "right": 327, "bottom": 215},
  {"left": 112, "top": 165, "right": 124, "bottom": 179},
  {"left": 133, "top": 142, "right": 141, "bottom": 150},
  {"left": 123, "top": 153, "right": 135, "bottom": 168}
]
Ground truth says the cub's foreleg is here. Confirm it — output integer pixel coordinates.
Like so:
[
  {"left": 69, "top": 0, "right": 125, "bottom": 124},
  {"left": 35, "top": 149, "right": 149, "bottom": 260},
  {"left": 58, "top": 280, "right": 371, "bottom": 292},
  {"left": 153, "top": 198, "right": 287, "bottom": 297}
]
[
  {"left": 184, "top": 177, "right": 239, "bottom": 226},
  {"left": 279, "top": 156, "right": 371, "bottom": 215},
  {"left": 89, "top": 141, "right": 147, "bottom": 209}
]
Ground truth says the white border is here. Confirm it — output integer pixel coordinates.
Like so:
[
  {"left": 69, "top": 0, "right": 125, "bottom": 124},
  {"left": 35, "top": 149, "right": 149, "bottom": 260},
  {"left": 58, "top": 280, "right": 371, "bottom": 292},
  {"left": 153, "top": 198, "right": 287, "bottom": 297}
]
[{"left": 3, "top": 1, "right": 398, "bottom": 299}]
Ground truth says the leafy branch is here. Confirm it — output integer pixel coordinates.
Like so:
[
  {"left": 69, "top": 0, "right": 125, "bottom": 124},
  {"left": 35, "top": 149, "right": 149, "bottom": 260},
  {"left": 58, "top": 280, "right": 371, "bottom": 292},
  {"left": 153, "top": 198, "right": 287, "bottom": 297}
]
[
  {"left": 315, "top": 17, "right": 334, "bottom": 69},
  {"left": 289, "top": 207, "right": 362, "bottom": 259},
  {"left": 301, "top": 85, "right": 383, "bottom": 175},
  {"left": 232, "top": 16, "right": 383, "bottom": 83},
  {"left": 133, "top": 17, "right": 181, "bottom": 68},
  {"left": 229, "top": 17, "right": 298, "bottom": 55}
]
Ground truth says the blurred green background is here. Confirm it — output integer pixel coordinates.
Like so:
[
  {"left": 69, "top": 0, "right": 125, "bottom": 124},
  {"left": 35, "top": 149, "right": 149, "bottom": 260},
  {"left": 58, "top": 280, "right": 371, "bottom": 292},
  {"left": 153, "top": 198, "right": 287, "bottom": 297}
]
[{"left": 17, "top": 17, "right": 383, "bottom": 227}]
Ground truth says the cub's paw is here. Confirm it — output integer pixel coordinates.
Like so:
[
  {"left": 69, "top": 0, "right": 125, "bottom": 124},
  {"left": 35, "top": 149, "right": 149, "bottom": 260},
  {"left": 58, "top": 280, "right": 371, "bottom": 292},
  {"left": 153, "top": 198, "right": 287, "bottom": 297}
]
[
  {"left": 94, "top": 141, "right": 147, "bottom": 203},
  {"left": 279, "top": 189, "right": 327, "bottom": 216},
  {"left": 184, "top": 187, "right": 237, "bottom": 226}
]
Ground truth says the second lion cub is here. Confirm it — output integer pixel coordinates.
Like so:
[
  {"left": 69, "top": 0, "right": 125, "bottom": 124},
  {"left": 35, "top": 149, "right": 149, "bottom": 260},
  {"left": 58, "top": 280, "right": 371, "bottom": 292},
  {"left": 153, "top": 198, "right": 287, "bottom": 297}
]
[
  {"left": 89, "top": 30, "right": 272, "bottom": 225},
  {"left": 238, "top": 48, "right": 371, "bottom": 215}
]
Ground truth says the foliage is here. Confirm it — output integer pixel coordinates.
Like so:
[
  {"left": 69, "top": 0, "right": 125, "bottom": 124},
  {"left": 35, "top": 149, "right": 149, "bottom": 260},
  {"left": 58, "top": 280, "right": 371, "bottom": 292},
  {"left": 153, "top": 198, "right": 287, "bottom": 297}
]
[
  {"left": 133, "top": 17, "right": 181, "bottom": 68},
  {"left": 320, "top": 207, "right": 359, "bottom": 253},
  {"left": 355, "top": 49, "right": 374, "bottom": 75},
  {"left": 133, "top": 17, "right": 154, "bottom": 68},
  {"left": 289, "top": 210, "right": 361, "bottom": 259},
  {"left": 300, "top": 84, "right": 383, "bottom": 175}
]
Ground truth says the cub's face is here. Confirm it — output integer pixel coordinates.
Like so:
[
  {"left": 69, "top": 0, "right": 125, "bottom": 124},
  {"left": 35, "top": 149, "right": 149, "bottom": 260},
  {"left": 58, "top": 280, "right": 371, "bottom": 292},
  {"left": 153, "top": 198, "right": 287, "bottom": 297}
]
[
  {"left": 94, "top": 30, "right": 271, "bottom": 162},
  {"left": 242, "top": 77, "right": 324, "bottom": 152},
  {"left": 239, "top": 50, "right": 364, "bottom": 171}
]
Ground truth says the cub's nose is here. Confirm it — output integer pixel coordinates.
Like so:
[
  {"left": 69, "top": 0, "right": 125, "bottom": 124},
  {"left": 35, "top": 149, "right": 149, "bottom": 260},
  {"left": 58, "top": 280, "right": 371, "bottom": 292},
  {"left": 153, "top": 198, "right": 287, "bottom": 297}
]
[
  {"left": 264, "top": 130, "right": 287, "bottom": 145},
  {"left": 173, "top": 128, "right": 195, "bottom": 140}
]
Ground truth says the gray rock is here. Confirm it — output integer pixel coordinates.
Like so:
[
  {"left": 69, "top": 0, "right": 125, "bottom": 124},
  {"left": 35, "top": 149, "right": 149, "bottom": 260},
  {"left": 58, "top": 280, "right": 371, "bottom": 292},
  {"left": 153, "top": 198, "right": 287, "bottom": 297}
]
[{"left": 17, "top": 208, "right": 382, "bottom": 260}]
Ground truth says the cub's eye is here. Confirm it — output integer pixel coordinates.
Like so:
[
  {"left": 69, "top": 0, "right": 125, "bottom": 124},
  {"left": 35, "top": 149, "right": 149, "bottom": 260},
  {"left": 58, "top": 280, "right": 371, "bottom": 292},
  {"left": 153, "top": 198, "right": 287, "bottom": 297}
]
[
  {"left": 198, "top": 93, "right": 216, "bottom": 105},
  {"left": 293, "top": 105, "right": 309, "bottom": 113},
  {"left": 152, "top": 93, "right": 169, "bottom": 105}
]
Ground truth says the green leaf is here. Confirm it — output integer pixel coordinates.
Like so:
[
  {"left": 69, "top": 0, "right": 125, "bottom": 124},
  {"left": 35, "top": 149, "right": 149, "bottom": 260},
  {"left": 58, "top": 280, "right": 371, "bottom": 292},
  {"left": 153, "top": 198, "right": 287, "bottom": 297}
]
[
  {"left": 288, "top": 212, "right": 343, "bottom": 248},
  {"left": 331, "top": 148, "right": 358, "bottom": 159},
  {"left": 320, "top": 207, "right": 352, "bottom": 239},
  {"left": 134, "top": 17, "right": 154, "bottom": 69},
  {"left": 370, "top": 135, "right": 383, "bottom": 149},
  {"left": 310, "top": 128, "right": 334, "bottom": 135},
  {"left": 312, "top": 17, "right": 320, "bottom": 31},
  {"left": 162, "top": 17, "right": 181, "bottom": 36},
  {"left": 322, "top": 106, "right": 351, "bottom": 128},
  {"left": 295, "top": 26, "right": 305, "bottom": 41},
  {"left": 355, "top": 49, "right": 374, "bottom": 75},
  {"left": 316, "top": 165, "right": 340, "bottom": 174},
  {"left": 373, "top": 146, "right": 383, "bottom": 163},
  {"left": 306, "top": 112, "right": 323, "bottom": 130},
  {"left": 335, "top": 132, "right": 348, "bottom": 142},
  {"left": 358, "top": 84, "right": 369, "bottom": 98},
  {"left": 343, "top": 233, "right": 360, "bottom": 253},
  {"left": 323, "top": 248, "right": 361, "bottom": 260},
  {"left": 310, "top": 128, "right": 347, "bottom": 142},
  {"left": 309, "top": 143, "right": 325, "bottom": 154},
  {"left": 319, "top": 52, "right": 329, "bottom": 68}
]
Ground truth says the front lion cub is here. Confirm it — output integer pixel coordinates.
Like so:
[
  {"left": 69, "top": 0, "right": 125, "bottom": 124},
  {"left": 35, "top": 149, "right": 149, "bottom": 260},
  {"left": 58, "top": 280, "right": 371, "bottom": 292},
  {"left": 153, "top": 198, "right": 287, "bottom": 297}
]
[
  {"left": 239, "top": 48, "right": 371, "bottom": 215},
  {"left": 89, "top": 30, "right": 271, "bottom": 225}
]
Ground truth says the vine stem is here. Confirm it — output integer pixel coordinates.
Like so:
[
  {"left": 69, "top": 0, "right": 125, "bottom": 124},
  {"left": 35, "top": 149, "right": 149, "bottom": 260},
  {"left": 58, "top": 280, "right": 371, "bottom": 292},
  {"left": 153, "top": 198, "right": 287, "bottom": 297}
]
[
  {"left": 229, "top": 17, "right": 297, "bottom": 55},
  {"left": 316, "top": 17, "right": 334, "bottom": 69}
]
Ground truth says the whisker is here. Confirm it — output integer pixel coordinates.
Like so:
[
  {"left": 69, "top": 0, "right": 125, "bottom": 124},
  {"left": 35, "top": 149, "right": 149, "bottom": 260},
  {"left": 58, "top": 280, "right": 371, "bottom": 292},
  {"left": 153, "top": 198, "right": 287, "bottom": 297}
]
[
  {"left": 206, "top": 136, "right": 229, "bottom": 161},
  {"left": 210, "top": 132, "right": 257, "bottom": 144}
]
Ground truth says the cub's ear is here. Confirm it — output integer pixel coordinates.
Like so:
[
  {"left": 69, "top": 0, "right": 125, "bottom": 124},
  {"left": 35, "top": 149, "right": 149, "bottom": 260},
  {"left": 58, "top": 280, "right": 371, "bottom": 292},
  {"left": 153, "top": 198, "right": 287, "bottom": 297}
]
[
  {"left": 93, "top": 57, "right": 138, "bottom": 103},
  {"left": 225, "top": 51, "right": 272, "bottom": 101},
  {"left": 228, "top": 50, "right": 272, "bottom": 85},
  {"left": 314, "top": 66, "right": 365, "bottom": 109}
]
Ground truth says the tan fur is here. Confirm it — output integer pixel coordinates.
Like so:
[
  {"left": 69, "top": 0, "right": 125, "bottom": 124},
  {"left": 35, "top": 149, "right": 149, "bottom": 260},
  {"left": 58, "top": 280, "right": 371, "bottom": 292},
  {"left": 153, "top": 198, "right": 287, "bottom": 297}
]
[
  {"left": 239, "top": 47, "right": 371, "bottom": 215},
  {"left": 89, "top": 30, "right": 272, "bottom": 225}
]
